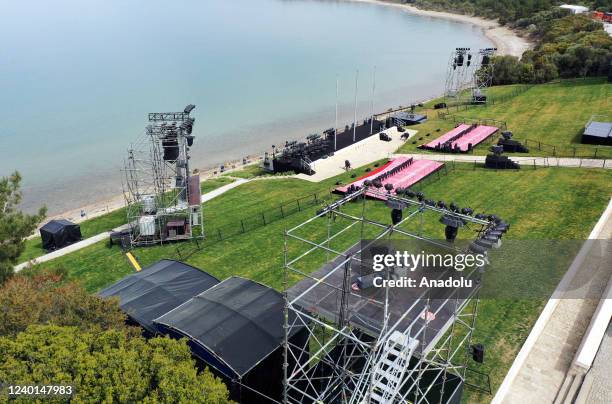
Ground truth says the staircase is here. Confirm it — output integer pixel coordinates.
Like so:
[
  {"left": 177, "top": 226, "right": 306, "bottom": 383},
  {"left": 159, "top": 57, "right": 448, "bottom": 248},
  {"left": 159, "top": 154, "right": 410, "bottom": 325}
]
[
  {"left": 300, "top": 156, "right": 314, "bottom": 175},
  {"left": 367, "top": 330, "right": 420, "bottom": 404}
]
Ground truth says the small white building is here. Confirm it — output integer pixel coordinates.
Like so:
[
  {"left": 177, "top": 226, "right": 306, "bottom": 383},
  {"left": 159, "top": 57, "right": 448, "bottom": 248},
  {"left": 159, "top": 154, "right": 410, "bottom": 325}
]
[{"left": 559, "top": 4, "right": 590, "bottom": 14}]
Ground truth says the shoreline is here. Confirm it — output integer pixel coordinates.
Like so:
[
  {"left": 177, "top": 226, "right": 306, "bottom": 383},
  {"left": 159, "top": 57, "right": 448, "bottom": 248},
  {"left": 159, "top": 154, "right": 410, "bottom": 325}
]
[
  {"left": 351, "top": 0, "right": 533, "bottom": 58},
  {"left": 41, "top": 1, "right": 533, "bottom": 228}
]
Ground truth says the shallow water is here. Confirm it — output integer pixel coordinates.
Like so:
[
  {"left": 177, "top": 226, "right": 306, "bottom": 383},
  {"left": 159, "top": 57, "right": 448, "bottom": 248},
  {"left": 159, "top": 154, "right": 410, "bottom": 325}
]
[{"left": 0, "top": 0, "right": 491, "bottom": 214}]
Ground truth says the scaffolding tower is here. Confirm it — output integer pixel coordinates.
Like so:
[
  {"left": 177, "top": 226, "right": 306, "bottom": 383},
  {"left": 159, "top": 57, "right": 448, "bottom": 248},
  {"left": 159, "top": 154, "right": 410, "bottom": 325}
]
[
  {"left": 471, "top": 48, "right": 497, "bottom": 105},
  {"left": 443, "top": 48, "right": 475, "bottom": 108},
  {"left": 283, "top": 188, "right": 500, "bottom": 404},
  {"left": 121, "top": 105, "right": 203, "bottom": 247}
]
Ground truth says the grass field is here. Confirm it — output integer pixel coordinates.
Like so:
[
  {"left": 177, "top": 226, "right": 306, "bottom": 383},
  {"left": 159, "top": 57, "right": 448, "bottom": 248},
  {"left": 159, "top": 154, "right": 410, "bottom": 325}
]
[
  {"left": 13, "top": 78, "right": 612, "bottom": 403},
  {"left": 21, "top": 162, "right": 612, "bottom": 402},
  {"left": 17, "top": 177, "right": 236, "bottom": 264},
  {"left": 398, "top": 78, "right": 611, "bottom": 158}
]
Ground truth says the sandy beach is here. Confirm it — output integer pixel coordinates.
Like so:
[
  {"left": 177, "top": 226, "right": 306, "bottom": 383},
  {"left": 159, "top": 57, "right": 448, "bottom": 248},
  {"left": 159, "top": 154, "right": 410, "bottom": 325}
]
[
  {"left": 40, "top": 0, "right": 532, "bottom": 230},
  {"left": 352, "top": 0, "right": 532, "bottom": 58}
]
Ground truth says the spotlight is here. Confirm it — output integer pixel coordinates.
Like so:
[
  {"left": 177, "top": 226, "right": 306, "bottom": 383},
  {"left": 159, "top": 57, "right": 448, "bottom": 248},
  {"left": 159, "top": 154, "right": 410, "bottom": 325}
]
[
  {"left": 373, "top": 180, "right": 383, "bottom": 189},
  {"left": 405, "top": 189, "right": 416, "bottom": 198},
  {"left": 437, "top": 200, "right": 447, "bottom": 209},
  {"left": 391, "top": 209, "right": 402, "bottom": 225},
  {"left": 424, "top": 199, "right": 436, "bottom": 207},
  {"left": 461, "top": 207, "right": 474, "bottom": 216},
  {"left": 384, "top": 183, "right": 394, "bottom": 192},
  {"left": 440, "top": 214, "right": 465, "bottom": 242},
  {"left": 184, "top": 104, "right": 196, "bottom": 114},
  {"left": 468, "top": 242, "right": 488, "bottom": 254},
  {"left": 363, "top": 180, "right": 372, "bottom": 187},
  {"left": 475, "top": 213, "right": 487, "bottom": 220},
  {"left": 449, "top": 202, "right": 459, "bottom": 212},
  {"left": 395, "top": 187, "right": 404, "bottom": 195},
  {"left": 416, "top": 192, "right": 425, "bottom": 202}
]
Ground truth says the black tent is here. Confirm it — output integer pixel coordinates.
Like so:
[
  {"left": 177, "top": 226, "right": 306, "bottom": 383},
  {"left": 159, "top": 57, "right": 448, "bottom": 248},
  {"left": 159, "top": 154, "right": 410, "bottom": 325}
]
[
  {"left": 99, "top": 259, "right": 219, "bottom": 334},
  {"left": 582, "top": 121, "right": 612, "bottom": 145},
  {"left": 39, "top": 219, "right": 82, "bottom": 251},
  {"left": 154, "top": 276, "right": 307, "bottom": 403}
]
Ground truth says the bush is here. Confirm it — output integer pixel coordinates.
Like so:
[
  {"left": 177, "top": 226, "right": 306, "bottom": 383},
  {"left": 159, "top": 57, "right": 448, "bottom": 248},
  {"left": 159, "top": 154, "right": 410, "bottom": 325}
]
[
  {"left": 0, "top": 273, "right": 127, "bottom": 337},
  {"left": 0, "top": 325, "right": 232, "bottom": 403}
]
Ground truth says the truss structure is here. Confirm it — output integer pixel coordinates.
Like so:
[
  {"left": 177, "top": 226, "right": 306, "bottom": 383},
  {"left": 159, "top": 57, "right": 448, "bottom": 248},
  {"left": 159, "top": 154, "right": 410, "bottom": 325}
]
[
  {"left": 121, "top": 105, "right": 203, "bottom": 247},
  {"left": 443, "top": 48, "right": 476, "bottom": 107},
  {"left": 471, "top": 48, "right": 497, "bottom": 105},
  {"left": 282, "top": 188, "right": 499, "bottom": 404}
]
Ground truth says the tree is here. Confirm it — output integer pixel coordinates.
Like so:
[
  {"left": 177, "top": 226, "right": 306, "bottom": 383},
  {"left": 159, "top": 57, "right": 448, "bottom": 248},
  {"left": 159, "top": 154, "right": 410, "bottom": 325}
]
[
  {"left": 0, "top": 325, "right": 232, "bottom": 403},
  {"left": 0, "top": 171, "right": 46, "bottom": 284},
  {"left": 0, "top": 273, "right": 128, "bottom": 337}
]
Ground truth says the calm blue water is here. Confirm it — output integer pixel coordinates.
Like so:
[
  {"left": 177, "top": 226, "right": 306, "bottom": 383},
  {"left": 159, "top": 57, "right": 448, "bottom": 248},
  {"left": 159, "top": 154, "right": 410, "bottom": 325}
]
[{"left": 0, "top": 0, "right": 491, "bottom": 214}]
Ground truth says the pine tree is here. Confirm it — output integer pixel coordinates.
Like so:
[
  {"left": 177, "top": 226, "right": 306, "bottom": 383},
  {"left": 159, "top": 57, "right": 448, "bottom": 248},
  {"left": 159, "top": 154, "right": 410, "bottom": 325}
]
[{"left": 0, "top": 171, "right": 46, "bottom": 284}]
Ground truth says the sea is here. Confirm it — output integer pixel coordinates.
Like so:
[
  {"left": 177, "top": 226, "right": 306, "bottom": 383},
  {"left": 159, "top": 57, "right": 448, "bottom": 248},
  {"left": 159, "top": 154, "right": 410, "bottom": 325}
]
[{"left": 0, "top": 0, "right": 492, "bottom": 215}]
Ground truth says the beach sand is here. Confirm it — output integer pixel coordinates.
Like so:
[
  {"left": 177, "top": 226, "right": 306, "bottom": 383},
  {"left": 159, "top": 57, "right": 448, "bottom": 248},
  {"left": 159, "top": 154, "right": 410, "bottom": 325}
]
[
  {"left": 40, "top": 1, "right": 532, "bottom": 230},
  {"left": 352, "top": 0, "right": 532, "bottom": 58}
]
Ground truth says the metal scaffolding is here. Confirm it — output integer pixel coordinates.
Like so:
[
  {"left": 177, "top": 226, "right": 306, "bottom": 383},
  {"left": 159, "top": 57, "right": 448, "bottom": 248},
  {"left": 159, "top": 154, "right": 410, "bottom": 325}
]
[
  {"left": 121, "top": 105, "right": 204, "bottom": 247},
  {"left": 282, "top": 188, "right": 499, "bottom": 403},
  {"left": 443, "top": 48, "right": 475, "bottom": 108},
  {"left": 471, "top": 48, "right": 497, "bottom": 105}
]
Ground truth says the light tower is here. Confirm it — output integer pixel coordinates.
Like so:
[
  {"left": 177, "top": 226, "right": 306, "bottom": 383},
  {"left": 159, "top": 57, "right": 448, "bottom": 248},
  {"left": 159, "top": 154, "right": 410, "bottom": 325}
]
[
  {"left": 121, "top": 105, "right": 204, "bottom": 247},
  {"left": 471, "top": 48, "right": 497, "bottom": 104},
  {"left": 443, "top": 48, "right": 475, "bottom": 108}
]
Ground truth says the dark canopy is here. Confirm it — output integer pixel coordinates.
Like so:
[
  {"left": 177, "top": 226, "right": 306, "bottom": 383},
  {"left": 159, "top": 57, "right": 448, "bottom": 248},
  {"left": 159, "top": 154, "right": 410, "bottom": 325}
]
[
  {"left": 99, "top": 259, "right": 219, "bottom": 334},
  {"left": 582, "top": 121, "right": 612, "bottom": 145},
  {"left": 154, "top": 276, "right": 294, "bottom": 377},
  {"left": 39, "top": 219, "right": 81, "bottom": 250}
]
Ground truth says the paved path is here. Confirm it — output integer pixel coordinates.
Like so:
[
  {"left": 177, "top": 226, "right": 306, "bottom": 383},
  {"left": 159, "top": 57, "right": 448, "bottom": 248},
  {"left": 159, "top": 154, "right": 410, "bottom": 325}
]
[
  {"left": 493, "top": 199, "right": 612, "bottom": 404},
  {"left": 578, "top": 322, "right": 612, "bottom": 403},
  {"left": 393, "top": 153, "right": 612, "bottom": 169},
  {"left": 14, "top": 179, "right": 252, "bottom": 273}
]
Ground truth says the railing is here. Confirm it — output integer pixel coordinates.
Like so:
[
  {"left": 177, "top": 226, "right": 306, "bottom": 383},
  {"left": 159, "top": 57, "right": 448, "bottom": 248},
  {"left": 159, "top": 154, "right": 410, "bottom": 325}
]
[{"left": 522, "top": 139, "right": 612, "bottom": 159}]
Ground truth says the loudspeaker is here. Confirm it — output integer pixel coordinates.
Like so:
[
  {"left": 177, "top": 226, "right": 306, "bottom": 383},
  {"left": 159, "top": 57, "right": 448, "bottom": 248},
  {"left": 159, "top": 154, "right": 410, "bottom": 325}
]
[
  {"left": 445, "top": 225, "right": 458, "bottom": 242},
  {"left": 391, "top": 209, "right": 402, "bottom": 225},
  {"left": 471, "top": 344, "right": 484, "bottom": 363}
]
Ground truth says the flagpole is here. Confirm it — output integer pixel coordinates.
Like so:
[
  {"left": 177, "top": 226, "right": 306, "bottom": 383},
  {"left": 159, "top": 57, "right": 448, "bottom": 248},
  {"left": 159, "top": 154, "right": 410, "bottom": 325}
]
[
  {"left": 370, "top": 66, "right": 376, "bottom": 135},
  {"left": 353, "top": 69, "right": 359, "bottom": 143},
  {"left": 335, "top": 76, "right": 339, "bottom": 151}
]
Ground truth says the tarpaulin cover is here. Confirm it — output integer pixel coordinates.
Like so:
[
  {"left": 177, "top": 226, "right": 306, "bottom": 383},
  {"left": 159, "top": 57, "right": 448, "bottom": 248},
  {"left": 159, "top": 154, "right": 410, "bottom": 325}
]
[
  {"left": 154, "top": 276, "right": 296, "bottom": 377},
  {"left": 39, "top": 219, "right": 82, "bottom": 250},
  {"left": 99, "top": 259, "right": 219, "bottom": 334}
]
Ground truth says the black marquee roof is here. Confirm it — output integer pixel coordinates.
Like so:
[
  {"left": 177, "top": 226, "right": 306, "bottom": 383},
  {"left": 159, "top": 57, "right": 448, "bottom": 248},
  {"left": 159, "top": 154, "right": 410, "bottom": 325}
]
[
  {"left": 99, "top": 259, "right": 220, "bottom": 333},
  {"left": 154, "top": 276, "right": 296, "bottom": 377}
]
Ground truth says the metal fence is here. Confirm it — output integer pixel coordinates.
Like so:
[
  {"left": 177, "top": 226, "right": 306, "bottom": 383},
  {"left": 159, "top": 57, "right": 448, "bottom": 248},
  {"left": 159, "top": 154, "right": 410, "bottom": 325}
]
[{"left": 522, "top": 139, "right": 612, "bottom": 159}]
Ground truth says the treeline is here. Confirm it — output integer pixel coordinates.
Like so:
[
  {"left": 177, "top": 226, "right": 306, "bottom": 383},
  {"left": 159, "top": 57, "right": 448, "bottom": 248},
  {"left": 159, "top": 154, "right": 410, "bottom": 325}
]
[
  {"left": 492, "top": 13, "right": 612, "bottom": 84},
  {"left": 402, "top": 0, "right": 612, "bottom": 83}
]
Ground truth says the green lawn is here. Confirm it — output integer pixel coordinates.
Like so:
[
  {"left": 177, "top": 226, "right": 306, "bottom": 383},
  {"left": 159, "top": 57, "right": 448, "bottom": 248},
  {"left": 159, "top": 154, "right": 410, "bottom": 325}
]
[
  {"left": 20, "top": 164, "right": 612, "bottom": 402},
  {"left": 398, "top": 78, "right": 611, "bottom": 158},
  {"left": 17, "top": 177, "right": 236, "bottom": 264}
]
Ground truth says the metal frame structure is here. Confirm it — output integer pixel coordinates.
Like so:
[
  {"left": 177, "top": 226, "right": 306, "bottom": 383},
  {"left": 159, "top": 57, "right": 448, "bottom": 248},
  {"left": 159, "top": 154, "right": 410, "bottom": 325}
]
[
  {"left": 282, "top": 188, "right": 497, "bottom": 404},
  {"left": 471, "top": 48, "right": 497, "bottom": 105},
  {"left": 443, "top": 48, "right": 475, "bottom": 107},
  {"left": 122, "top": 105, "right": 204, "bottom": 247}
]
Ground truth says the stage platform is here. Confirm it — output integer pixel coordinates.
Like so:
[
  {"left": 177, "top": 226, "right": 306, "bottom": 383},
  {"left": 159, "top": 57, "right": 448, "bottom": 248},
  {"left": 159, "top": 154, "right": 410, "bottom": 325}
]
[
  {"left": 335, "top": 157, "right": 444, "bottom": 200},
  {"left": 287, "top": 243, "right": 476, "bottom": 355},
  {"left": 296, "top": 127, "right": 414, "bottom": 183},
  {"left": 393, "top": 111, "right": 427, "bottom": 126},
  {"left": 421, "top": 124, "right": 499, "bottom": 152}
]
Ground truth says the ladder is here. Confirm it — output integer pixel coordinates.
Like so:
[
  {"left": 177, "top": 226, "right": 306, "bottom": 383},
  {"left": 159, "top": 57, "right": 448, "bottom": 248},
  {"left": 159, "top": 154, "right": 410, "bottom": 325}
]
[{"left": 368, "top": 330, "right": 419, "bottom": 404}]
